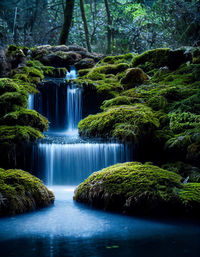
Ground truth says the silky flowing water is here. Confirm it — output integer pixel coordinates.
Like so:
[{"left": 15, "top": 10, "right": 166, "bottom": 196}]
[{"left": 0, "top": 68, "right": 200, "bottom": 257}]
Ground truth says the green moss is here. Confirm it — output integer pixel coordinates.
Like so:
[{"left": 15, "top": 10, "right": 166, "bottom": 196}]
[
  {"left": 179, "top": 183, "right": 200, "bottom": 205},
  {"left": 78, "top": 104, "right": 159, "bottom": 142},
  {"left": 74, "top": 162, "right": 200, "bottom": 216},
  {"left": 120, "top": 68, "right": 149, "bottom": 88},
  {"left": 0, "top": 108, "right": 48, "bottom": 131},
  {"left": 0, "top": 168, "right": 54, "bottom": 216},
  {"left": 26, "top": 60, "right": 44, "bottom": 68},
  {"left": 6, "top": 45, "right": 27, "bottom": 57},
  {"left": 42, "top": 66, "right": 66, "bottom": 78},
  {"left": 101, "top": 96, "right": 135, "bottom": 110},
  {"left": 0, "top": 78, "right": 20, "bottom": 95},
  {"left": 132, "top": 48, "right": 188, "bottom": 71},
  {"left": 78, "top": 69, "right": 91, "bottom": 77},
  {"left": 13, "top": 74, "right": 30, "bottom": 82},
  {"left": 101, "top": 53, "right": 134, "bottom": 65},
  {"left": 0, "top": 125, "right": 44, "bottom": 144},
  {"left": 87, "top": 63, "right": 129, "bottom": 80},
  {"left": 169, "top": 112, "right": 200, "bottom": 133},
  {"left": 172, "top": 93, "right": 200, "bottom": 114},
  {"left": 0, "top": 92, "right": 28, "bottom": 117},
  {"left": 10, "top": 66, "right": 44, "bottom": 83}
]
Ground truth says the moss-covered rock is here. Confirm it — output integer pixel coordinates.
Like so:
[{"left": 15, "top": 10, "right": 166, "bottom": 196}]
[
  {"left": 121, "top": 68, "right": 149, "bottom": 88},
  {"left": 100, "top": 96, "right": 137, "bottom": 110},
  {"left": 0, "top": 78, "right": 20, "bottom": 95},
  {"left": 0, "top": 125, "right": 44, "bottom": 144},
  {"left": 75, "top": 58, "right": 95, "bottom": 70},
  {"left": 0, "top": 168, "right": 54, "bottom": 216},
  {"left": 87, "top": 63, "right": 129, "bottom": 80},
  {"left": 74, "top": 162, "right": 200, "bottom": 217},
  {"left": 78, "top": 104, "right": 159, "bottom": 142},
  {"left": 0, "top": 109, "right": 48, "bottom": 131},
  {"left": 132, "top": 48, "right": 189, "bottom": 71},
  {"left": 0, "top": 92, "right": 28, "bottom": 117}
]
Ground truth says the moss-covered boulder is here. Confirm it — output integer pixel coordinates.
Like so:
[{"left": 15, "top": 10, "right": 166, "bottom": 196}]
[
  {"left": 0, "top": 109, "right": 48, "bottom": 131},
  {"left": 132, "top": 48, "right": 189, "bottom": 71},
  {"left": 0, "top": 125, "right": 44, "bottom": 144},
  {"left": 0, "top": 168, "right": 54, "bottom": 216},
  {"left": 121, "top": 68, "right": 149, "bottom": 88},
  {"left": 87, "top": 63, "right": 129, "bottom": 80},
  {"left": 0, "top": 92, "right": 28, "bottom": 117},
  {"left": 78, "top": 104, "right": 159, "bottom": 142},
  {"left": 74, "top": 162, "right": 200, "bottom": 217}
]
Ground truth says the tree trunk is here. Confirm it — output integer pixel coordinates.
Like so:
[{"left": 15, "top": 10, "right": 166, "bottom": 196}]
[
  {"left": 59, "top": 0, "right": 75, "bottom": 45},
  {"left": 80, "top": 0, "right": 91, "bottom": 52},
  {"left": 104, "top": 0, "right": 112, "bottom": 54}
]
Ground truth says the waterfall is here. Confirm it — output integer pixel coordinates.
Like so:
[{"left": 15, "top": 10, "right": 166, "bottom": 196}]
[
  {"left": 66, "top": 66, "right": 77, "bottom": 80},
  {"left": 28, "top": 94, "right": 34, "bottom": 109},
  {"left": 31, "top": 66, "right": 133, "bottom": 186},
  {"left": 33, "top": 142, "right": 132, "bottom": 185},
  {"left": 66, "top": 83, "right": 82, "bottom": 133}
]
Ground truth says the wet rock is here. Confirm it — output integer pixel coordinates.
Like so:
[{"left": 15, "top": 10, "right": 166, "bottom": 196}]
[{"left": 0, "top": 47, "right": 11, "bottom": 77}]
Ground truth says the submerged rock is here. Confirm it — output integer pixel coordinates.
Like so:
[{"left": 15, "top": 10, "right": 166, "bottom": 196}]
[
  {"left": 0, "top": 168, "right": 54, "bottom": 216},
  {"left": 74, "top": 162, "right": 200, "bottom": 217}
]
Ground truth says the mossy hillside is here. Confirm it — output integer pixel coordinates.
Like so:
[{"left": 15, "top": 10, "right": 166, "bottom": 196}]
[
  {"left": 0, "top": 168, "right": 54, "bottom": 216},
  {"left": 0, "top": 125, "right": 44, "bottom": 144},
  {"left": 74, "top": 162, "right": 200, "bottom": 217},
  {"left": 78, "top": 104, "right": 159, "bottom": 142},
  {"left": 0, "top": 108, "right": 48, "bottom": 131},
  {"left": 76, "top": 48, "right": 200, "bottom": 166}
]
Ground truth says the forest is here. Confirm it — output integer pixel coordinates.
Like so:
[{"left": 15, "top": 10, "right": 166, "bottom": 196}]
[
  {"left": 0, "top": 0, "right": 200, "bottom": 52},
  {"left": 0, "top": 1, "right": 200, "bottom": 257}
]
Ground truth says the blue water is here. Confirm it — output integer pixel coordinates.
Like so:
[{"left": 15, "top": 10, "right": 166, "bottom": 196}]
[
  {"left": 1, "top": 68, "right": 200, "bottom": 257},
  {"left": 0, "top": 187, "right": 200, "bottom": 257}
]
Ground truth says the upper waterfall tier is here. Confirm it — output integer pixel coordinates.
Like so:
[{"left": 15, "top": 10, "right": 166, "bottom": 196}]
[{"left": 30, "top": 67, "right": 82, "bottom": 132}]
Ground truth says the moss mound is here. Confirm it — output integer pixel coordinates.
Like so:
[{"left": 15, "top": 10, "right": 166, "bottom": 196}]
[
  {"left": 87, "top": 63, "right": 129, "bottom": 80},
  {"left": 78, "top": 104, "right": 159, "bottom": 142},
  {"left": 101, "top": 53, "right": 134, "bottom": 65},
  {"left": 121, "top": 68, "right": 149, "bottom": 88},
  {"left": 74, "top": 162, "right": 200, "bottom": 217},
  {"left": 132, "top": 48, "right": 189, "bottom": 71},
  {"left": 0, "top": 109, "right": 48, "bottom": 131},
  {"left": 0, "top": 125, "right": 44, "bottom": 144},
  {"left": 0, "top": 168, "right": 54, "bottom": 216}
]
